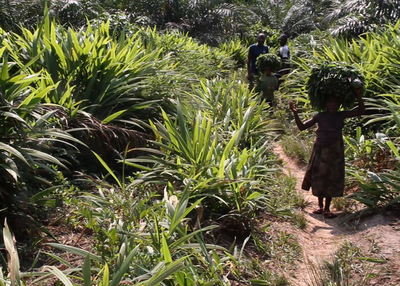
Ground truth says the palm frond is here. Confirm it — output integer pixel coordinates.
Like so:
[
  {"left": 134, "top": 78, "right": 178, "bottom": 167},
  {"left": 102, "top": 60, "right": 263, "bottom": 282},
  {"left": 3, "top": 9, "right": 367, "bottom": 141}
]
[{"left": 328, "top": 0, "right": 400, "bottom": 37}]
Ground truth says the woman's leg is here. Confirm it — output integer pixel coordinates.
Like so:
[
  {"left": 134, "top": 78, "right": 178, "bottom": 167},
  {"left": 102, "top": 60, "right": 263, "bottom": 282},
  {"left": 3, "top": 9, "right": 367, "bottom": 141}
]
[
  {"left": 312, "top": 197, "right": 324, "bottom": 214},
  {"left": 324, "top": 197, "right": 332, "bottom": 212},
  {"left": 323, "top": 197, "right": 337, "bottom": 218},
  {"left": 318, "top": 197, "right": 324, "bottom": 209}
]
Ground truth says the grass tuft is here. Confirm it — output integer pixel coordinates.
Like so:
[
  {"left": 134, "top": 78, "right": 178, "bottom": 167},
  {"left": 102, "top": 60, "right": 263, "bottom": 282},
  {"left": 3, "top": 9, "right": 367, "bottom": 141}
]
[{"left": 280, "top": 134, "right": 312, "bottom": 165}]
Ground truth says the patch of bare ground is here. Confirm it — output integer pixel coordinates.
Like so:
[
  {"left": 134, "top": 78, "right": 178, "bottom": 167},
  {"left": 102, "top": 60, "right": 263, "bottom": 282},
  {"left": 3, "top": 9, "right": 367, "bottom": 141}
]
[
  {"left": 22, "top": 210, "right": 94, "bottom": 285},
  {"left": 270, "top": 143, "right": 400, "bottom": 286},
  {"left": 44, "top": 212, "right": 94, "bottom": 267}
]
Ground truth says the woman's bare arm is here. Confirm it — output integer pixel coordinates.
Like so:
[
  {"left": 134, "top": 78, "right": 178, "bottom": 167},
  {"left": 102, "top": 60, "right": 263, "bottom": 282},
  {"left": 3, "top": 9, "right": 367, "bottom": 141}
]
[
  {"left": 289, "top": 101, "right": 317, "bottom": 131},
  {"left": 344, "top": 87, "right": 365, "bottom": 118}
]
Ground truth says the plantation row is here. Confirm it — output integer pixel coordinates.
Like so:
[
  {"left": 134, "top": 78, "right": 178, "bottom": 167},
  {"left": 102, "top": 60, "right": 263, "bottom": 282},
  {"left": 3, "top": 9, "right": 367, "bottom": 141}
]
[{"left": 0, "top": 9, "right": 399, "bottom": 286}]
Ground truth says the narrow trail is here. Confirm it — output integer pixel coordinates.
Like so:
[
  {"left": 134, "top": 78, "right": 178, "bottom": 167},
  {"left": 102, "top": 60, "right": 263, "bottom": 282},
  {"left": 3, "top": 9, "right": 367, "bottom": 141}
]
[
  {"left": 273, "top": 143, "right": 351, "bottom": 286},
  {"left": 273, "top": 142, "right": 400, "bottom": 286}
]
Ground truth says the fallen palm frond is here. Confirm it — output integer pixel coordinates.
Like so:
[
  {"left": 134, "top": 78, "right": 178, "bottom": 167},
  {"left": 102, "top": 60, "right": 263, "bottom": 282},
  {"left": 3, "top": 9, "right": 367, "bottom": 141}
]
[{"left": 69, "top": 110, "right": 152, "bottom": 153}]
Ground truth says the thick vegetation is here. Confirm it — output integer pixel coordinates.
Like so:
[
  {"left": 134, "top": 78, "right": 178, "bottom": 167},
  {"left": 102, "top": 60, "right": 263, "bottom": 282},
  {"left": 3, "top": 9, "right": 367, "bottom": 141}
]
[{"left": 0, "top": 0, "right": 399, "bottom": 285}]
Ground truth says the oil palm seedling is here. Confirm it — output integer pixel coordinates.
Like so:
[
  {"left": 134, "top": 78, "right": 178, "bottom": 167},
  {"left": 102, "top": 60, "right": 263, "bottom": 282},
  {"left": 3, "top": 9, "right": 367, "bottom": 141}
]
[
  {"left": 342, "top": 169, "right": 400, "bottom": 223},
  {"left": 218, "top": 38, "right": 248, "bottom": 68},
  {"left": 22, "top": 174, "right": 256, "bottom": 285},
  {"left": 0, "top": 51, "right": 90, "bottom": 262},
  {"left": 1, "top": 15, "right": 190, "bottom": 172},
  {"left": 1, "top": 17, "right": 175, "bottom": 122},
  {"left": 187, "top": 76, "right": 282, "bottom": 144},
  {"left": 0, "top": 55, "right": 82, "bottom": 197},
  {"left": 126, "top": 82, "right": 278, "bottom": 237},
  {"left": 141, "top": 27, "right": 235, "bottom": 79}
]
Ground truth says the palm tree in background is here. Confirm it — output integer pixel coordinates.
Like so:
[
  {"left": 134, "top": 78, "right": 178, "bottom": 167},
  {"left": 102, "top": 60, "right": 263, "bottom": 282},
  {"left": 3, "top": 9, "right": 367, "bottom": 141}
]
[
  {"left": 2, "top": 0, "right": 399, "bottom": 42},
  {"left": 247, "top": 0, "right": 336, "bottom": 35},
  {"left": 248, "top": 0, "right": 400, "bottom": 37},
  {"left": 110, "top": 0, "right": 254, "bottom": 45},
  {"left": 327, "top": 0, "right": 400, "bottom": 36}
]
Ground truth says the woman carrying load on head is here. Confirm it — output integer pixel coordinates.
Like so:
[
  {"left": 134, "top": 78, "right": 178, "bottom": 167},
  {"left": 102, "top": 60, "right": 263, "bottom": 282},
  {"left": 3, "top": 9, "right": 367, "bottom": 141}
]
[{"left": 289, "top": 75, "right": 365, "bottom": 218}]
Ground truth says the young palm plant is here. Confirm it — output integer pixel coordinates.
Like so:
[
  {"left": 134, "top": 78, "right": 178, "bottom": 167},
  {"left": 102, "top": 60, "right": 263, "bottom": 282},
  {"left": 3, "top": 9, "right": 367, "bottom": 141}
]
[
  {"left": 26, "top": 162, "right": 251, "bottom": 285},
  {"left": 127, "top": 77, "right": 280, "bottom": 238},
  {"left": 0, "top": 50, "right": 91, "bottom": 278}
]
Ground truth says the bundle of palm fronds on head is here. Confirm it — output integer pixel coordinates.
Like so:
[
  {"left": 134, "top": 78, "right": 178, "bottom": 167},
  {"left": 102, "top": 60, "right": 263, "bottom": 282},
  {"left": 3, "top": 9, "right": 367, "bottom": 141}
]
[
  {"left": 256, "top": 53, "right": 281, "bottom": 73},
  {"left": 306, "top": 62, "right": 364, "bottom": 111}
]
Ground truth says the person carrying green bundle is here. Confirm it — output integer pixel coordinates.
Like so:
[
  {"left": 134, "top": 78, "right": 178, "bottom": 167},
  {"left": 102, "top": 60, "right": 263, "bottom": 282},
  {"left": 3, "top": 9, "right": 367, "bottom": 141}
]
[
  {"left": 255, "top": 53, "right": 280, "bottom": 107},
  {"left": 289, "top": 62, "right": 365, "bottom": 218}
]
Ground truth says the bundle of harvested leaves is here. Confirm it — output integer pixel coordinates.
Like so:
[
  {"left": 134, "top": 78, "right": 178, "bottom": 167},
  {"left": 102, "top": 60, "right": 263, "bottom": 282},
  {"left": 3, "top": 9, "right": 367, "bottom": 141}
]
[
  {"left": 306, "top": 62, "right": 364, "bottom": 111},
  {"left": 256, "top": 53, "right": 281, "bottom": 73}
]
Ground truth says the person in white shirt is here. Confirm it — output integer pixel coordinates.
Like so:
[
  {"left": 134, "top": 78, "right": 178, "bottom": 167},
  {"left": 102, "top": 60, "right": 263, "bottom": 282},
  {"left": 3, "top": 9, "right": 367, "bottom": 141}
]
[{"left": 278, "top": 34, "right": 290, "bottom": 76}]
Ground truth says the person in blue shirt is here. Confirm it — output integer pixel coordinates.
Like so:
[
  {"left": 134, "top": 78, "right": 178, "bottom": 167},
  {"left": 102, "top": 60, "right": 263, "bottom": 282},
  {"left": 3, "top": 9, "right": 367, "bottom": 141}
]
[{"left": 247, "top": 33, "right": 269, "bottom": 90}]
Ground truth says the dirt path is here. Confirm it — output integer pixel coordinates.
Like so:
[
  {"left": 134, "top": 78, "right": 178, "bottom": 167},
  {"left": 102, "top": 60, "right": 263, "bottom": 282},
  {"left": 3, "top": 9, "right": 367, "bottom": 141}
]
[
  {"left": 273, "top": 143, "right": 400, "bottom": 286},
  {"left": 273, "top": 143, "right": 346, "bottom": 285}
]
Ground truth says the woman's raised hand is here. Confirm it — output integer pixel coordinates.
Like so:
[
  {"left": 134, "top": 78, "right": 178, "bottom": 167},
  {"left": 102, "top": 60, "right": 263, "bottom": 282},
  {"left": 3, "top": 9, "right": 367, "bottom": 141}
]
[{"left": 289, "top": 101, "right": 297, "bottom": 112}]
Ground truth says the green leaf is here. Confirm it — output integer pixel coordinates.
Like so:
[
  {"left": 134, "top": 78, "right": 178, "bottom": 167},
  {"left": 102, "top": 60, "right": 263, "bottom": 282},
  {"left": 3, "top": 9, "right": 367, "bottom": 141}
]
[
  {"left": 386, "top": 141, "right": 399, "bottom": 157},
  {"left": 161, "top": 234, "right": 172, "bottom": 263},
  {"left": 246, "top": 191, "right": 262, "bottom": 201},
  {"left": 356, "top": 257, "right": 387, "bottom": 264},
  {"left": 25, "top": 149, "right": 67, "bottom": 169},
  {"left": 101, "top": 264, "right": 110, "bottom": 286},
  {"left": 0, "top": 142, "right": 29, "bottom": 166},
  {"left": 110, "top": 245, "right": 139, "bottom": 286},
  {"left": 101, "top": 110, "right": 127, "bottom": 124},
  {"left": 46, "top": 243, "right": 102, "bottom": 262},
  {"left": 169, "top": 225, "right": 220, "bottom": 251},
  {"left": 143, "top": 258, "right": 186, "bottom": 286},
  {"left": 29, "top": 186, "right": 60, "bottom": 203},
  {"left": 42, "top": 252, "right": 73, "bottom": 268},
  {"left": 83, "top": 255, "right": 91, "bottom": 286},
  {"left": 5, "top": 167, "right": 18, "bottom": 182},
  {"left": 1, "top": 54, "right": 10, "bottom": 81},
  {"left": 18, "top": 84, "right": 57, "bottom": 108},
  {"left": 43, "top": 266, "right": 74, "bottom": 286},
  {"left": 92, "top": 151, "right": 122, "bottom": 189},
  {"left": 250, "top": 279, "right": 272, "bottom": 285}
]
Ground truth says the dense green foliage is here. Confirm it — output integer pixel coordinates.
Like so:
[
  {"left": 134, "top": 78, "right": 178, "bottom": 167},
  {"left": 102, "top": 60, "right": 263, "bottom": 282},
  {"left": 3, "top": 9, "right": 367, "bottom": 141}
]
[
  {"left": 0, "top": 12, "right": 281, "bottom": 285},
  {"left": 0, "top": 1, "right": 400, "bottom": 285}
]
